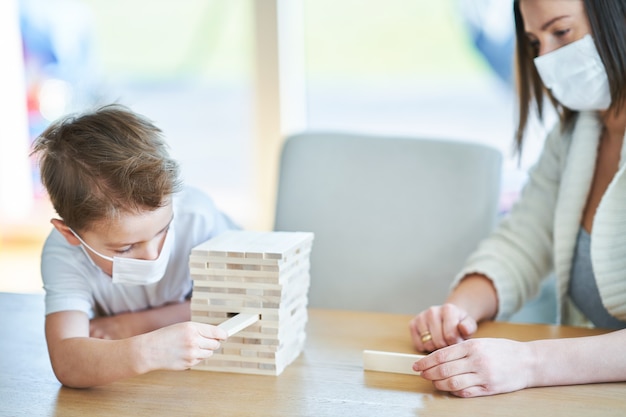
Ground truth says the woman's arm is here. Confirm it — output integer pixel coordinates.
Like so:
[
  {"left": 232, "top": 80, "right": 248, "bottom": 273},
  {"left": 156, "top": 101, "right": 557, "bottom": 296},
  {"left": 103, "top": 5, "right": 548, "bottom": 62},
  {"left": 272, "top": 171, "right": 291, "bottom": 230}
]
[
  {"left": 445, "top": 274, "right": 499, "bottom": 322},
  {"left": 528, "top": 329, "right": 626, "bottom": 386},
  {"left": 451, "top": 123, "right": 570, "bottom": 320},
  {"left": 409, "top": 274, "right": 498, "bottom": 352},
  {"left": 414, "top": 329, "right": 626, "bottom": 397}
]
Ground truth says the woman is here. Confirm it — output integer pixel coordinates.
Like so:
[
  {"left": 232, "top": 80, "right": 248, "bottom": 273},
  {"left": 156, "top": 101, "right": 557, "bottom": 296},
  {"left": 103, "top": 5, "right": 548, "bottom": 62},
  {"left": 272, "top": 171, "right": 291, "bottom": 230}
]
[{"left": 409, "top": 0, "right": 626, "bottom": 397}]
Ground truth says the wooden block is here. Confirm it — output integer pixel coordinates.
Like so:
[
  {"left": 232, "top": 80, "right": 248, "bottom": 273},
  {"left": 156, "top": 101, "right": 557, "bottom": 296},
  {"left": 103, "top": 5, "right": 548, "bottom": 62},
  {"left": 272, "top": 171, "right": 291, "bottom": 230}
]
[
  {"left": 190, "top": 255, "right": 281, "bottom": 267},
  {"left": 192, "top": 363, "right": 279, "bottom": 376},
  {"left": 362, "top": 350, "right": 425, "bottom": 375},
  {"left": 210, "top": 353, "right": 277, "bottom": 365},
  {"left": 190, "top": 258, "right": 311, "bottom": 285},
  {"left": 190, "top": 304, "right": 281, "bottom": 318},
  {"left": 190, "top": 248, "right": 312, "bottom": 270},
  {"left": 196, "top": 268, "right": 281, "bottom": 279},
  {"left": 192, "top": 279, "right": 283, "bottom": 291},
  {"left": 191, "top": 231, "right": 313, "bottom": 262},
  {"left": 213, "top": 340, "right": 280, "bottom": 353},
  {"left": 218, "top": 313, "right": 261, "bottom": 337}
]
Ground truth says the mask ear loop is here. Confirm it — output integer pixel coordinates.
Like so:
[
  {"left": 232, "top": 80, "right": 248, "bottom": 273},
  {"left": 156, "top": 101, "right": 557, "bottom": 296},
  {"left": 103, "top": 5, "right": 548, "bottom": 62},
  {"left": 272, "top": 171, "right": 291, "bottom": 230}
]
[{"left": 69, "top": 228, "right": 114, "bottom": 262}]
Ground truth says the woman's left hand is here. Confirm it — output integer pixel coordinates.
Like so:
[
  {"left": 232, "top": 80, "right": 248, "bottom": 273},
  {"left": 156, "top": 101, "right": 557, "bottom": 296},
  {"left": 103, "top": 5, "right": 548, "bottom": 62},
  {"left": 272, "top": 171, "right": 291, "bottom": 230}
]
[{"left": 413, "top": 337, "right": 535, "bottom": 397}]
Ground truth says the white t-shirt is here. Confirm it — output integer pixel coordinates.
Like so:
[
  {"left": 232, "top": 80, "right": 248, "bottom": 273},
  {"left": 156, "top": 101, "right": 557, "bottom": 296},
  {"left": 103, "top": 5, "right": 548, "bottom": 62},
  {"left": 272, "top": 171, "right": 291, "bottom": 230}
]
[{"left": 41, "top": 186, "right": 239, "bottom": 318}]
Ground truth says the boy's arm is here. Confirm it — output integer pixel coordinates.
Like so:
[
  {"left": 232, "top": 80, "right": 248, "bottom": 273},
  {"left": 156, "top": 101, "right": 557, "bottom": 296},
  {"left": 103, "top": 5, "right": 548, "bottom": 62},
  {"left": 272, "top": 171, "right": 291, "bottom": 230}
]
[
  {"left": 89, "top": 300, "right": 191, "bottom": 339},
  {"left": 46, "top": 310, "right": 227, "bottom": 388},
  {"left": 46, "top": 311, "right": 146, "bottom": 387}
]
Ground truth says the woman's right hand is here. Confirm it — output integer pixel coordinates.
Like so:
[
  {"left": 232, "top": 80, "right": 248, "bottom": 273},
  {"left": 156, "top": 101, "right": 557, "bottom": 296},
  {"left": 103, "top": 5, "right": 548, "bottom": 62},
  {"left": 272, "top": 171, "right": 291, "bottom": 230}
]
[
  {"left": 138, "top": 321, "right": 228, "bottom": 372},
  {"left": 409, "top": 304, "right": 477, "bottom": 352}
]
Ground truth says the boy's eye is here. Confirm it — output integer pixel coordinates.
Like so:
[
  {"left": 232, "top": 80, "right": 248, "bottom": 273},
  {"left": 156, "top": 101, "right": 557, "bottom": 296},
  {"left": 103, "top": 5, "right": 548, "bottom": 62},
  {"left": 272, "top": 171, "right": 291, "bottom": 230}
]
[{"left": 114, "top": 246, "right": 133, "bottom": 255}]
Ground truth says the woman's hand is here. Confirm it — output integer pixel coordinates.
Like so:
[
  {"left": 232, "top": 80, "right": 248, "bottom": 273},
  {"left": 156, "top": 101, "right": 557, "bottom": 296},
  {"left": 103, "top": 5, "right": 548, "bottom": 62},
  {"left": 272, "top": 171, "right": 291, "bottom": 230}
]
[
  {"left": 414, "top": 338, "right": 534, "bottom": 397},
  {"left": 409, "top": 303, "right": 477, "bottom": 352}
]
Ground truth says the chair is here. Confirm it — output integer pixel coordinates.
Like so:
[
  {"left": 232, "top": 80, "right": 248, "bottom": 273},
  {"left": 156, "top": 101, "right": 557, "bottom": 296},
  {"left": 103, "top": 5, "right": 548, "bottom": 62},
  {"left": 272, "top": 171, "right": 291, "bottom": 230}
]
[{"left": 274, "top": 132, "right": 502, "bottom": 314}]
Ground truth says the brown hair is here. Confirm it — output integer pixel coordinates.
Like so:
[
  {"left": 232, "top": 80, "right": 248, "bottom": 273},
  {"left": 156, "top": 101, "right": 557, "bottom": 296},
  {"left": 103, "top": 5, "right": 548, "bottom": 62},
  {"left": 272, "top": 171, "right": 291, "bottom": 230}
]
[
  {"left": 513, "top": 0, "right": 626, "bottom": 154},
  {"left": 31, "top": 104, "right": 182, "bottom": 231}
]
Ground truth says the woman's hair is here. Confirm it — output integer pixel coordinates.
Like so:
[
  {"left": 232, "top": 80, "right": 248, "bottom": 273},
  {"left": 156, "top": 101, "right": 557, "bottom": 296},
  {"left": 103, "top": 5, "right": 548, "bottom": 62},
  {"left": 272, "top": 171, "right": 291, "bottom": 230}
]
[
  {"left": 513, "top": 0, "right": 626, "bottom": 153},
  {"left": 32, "top": 104, "right": 182, "bottom": 231}
]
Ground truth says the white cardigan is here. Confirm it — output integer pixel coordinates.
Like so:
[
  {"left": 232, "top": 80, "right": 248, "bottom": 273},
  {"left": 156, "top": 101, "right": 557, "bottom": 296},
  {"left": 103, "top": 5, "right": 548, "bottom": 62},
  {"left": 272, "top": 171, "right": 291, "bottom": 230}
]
[{"left": 454, "top": 111, "right": 626, "bottom": 326}]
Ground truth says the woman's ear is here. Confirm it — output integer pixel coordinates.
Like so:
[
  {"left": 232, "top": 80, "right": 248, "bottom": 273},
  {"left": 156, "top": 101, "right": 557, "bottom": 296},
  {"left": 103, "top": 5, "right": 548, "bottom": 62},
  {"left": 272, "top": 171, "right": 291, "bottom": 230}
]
[{"left": 50, "top": 219, "right": 81, "bottom": 246}]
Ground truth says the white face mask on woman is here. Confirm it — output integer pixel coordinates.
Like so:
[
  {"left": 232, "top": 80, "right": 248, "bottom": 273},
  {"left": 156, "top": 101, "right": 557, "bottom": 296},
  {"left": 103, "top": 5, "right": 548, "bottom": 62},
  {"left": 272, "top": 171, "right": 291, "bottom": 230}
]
[
  {"left": 71, "top": 223, "right": 174, "bottom": 286},
  {"left": 534, "top": 34, "right": 611, "bottom": 111}
]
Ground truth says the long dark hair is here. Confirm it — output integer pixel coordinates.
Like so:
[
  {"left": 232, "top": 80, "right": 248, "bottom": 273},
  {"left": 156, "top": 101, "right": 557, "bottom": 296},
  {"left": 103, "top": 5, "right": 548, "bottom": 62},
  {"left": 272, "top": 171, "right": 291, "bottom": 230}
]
[{"left": 513, "top": 0, "right": 626, "bottom": 154}]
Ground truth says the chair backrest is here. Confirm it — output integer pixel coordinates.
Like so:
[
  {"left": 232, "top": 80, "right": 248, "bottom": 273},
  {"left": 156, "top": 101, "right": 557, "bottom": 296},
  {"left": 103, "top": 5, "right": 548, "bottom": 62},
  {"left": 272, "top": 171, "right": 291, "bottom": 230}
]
[{"left": 274, "top": 132, "right": 502, "bottom": 314}]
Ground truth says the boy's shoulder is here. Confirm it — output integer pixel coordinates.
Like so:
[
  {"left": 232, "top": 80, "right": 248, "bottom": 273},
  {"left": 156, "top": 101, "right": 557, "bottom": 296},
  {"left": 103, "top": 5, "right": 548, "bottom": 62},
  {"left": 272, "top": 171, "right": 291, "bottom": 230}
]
[{"left": 41, "top": 227, "right": 99, "bottom": 282}]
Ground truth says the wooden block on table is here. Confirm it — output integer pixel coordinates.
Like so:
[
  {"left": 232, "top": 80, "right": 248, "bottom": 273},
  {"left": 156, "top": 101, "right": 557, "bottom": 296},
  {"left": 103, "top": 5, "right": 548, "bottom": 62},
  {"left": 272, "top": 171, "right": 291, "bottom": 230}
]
[
  {"left": 190, "top": 258, "right": 311, "bottom": 287},
  {"left": 192, "top": 362, "right": 279, "bottom": 376},
  {"left": 192, "top": 278, "right": 284, "bottom": 291},
  {"left": 190, "top": 255, "right": 282, "bottom": 267},
  {"left": 190, "top": 248, "right": 312, "bottom": 272},
  {"left": 218, "top": 313, "right": 261, "bottom": 337},
  {"left": 362, "top": 350, "right": 425, "bottom": 375},
  {"left": 191, "top": 230, "right": 313, "bottom": 261}
]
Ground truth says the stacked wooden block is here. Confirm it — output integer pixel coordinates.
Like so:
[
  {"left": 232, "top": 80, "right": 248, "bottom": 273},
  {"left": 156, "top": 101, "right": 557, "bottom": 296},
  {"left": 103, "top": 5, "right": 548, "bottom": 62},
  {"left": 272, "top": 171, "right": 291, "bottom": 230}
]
[{"left": 190, "top": 230, "right": 314, "bottom": 376}]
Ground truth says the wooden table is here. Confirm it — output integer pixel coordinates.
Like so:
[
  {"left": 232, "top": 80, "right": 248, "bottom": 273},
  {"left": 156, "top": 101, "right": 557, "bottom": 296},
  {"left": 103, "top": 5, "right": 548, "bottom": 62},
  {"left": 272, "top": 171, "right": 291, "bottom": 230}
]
[{"left": 1, "top": 292, "right": 625, "bottom": 416}]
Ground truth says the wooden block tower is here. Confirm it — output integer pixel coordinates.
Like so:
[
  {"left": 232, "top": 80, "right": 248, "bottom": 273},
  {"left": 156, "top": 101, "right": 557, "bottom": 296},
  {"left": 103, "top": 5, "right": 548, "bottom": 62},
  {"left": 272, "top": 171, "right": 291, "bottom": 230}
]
[{"left": 190, "top": 230, "right": 314, "bottom": 375}]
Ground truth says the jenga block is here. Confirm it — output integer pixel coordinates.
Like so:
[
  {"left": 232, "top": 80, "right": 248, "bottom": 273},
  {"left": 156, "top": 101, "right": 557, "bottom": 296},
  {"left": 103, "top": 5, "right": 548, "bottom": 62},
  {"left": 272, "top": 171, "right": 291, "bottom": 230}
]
[
  {"left": 190, "top": 255, "right": 282, "bottom": 267},
  {"left": 190, "top": 256, "right": 311, "bottom": 285},
  {"left": 192, "top": 279, "right": 283, "bottom": 291},
  {"left": 217, "top": 313, "right": 260, "bottom": 337},
  {"left": 192, "top": 231, "right": 313, "bottom": 261},
  {"left": 362, "top": 350, "right": 425, "bottom": 375}
]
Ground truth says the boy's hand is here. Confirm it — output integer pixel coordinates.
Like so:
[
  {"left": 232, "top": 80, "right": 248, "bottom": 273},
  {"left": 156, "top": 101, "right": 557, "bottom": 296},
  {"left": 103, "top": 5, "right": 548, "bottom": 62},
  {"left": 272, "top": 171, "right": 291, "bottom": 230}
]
[{"left": 139, "top": 322, "right": 228, "bottom": 372}]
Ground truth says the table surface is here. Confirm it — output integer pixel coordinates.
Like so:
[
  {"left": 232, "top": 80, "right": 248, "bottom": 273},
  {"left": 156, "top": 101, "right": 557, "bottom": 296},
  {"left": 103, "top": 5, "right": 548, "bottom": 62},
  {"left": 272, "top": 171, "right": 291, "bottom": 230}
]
[{"left": 1, "top": 292, "right": 625, "bottom": 417}]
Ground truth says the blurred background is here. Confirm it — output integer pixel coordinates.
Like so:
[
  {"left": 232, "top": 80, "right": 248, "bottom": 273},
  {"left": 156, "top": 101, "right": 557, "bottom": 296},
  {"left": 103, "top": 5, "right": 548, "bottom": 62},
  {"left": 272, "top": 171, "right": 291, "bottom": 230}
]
[{"left": 0, "top": 0, "right": 554, "bottom": 294}]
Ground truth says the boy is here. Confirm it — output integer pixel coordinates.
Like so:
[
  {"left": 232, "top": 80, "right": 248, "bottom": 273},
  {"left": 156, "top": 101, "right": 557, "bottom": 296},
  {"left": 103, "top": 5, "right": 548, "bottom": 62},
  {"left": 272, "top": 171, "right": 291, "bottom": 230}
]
[{"left": 32, "top": 104, "right": 237, "bottom": 388}]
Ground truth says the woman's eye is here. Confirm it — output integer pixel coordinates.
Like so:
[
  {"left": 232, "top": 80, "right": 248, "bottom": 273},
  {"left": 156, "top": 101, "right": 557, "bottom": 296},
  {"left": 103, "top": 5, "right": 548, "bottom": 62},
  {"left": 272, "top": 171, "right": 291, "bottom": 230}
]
[
  {"left": 554, "top": 28, "right": 571, "bottom": 37},
  {"left": 526, "top": 38, "right": 540, "bottom": 53}
]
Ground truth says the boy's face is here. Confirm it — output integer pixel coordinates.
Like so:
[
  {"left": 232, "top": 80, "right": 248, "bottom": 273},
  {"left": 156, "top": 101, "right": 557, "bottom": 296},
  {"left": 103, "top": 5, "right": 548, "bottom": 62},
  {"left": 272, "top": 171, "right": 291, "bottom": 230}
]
[{"left": 52, "top": 202, "right": 174, "bottom": 277}]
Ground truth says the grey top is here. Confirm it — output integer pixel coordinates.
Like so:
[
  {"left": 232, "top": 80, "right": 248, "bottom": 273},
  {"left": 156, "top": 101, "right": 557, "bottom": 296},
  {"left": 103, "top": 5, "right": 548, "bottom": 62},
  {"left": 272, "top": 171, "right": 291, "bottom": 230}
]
[{"left": 568, "top": 228, "right": 626, "bottom": 329}]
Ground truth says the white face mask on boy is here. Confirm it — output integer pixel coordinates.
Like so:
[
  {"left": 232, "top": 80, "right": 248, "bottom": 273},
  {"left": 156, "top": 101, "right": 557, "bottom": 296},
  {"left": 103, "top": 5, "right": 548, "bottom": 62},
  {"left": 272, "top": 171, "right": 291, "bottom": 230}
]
[
  {"left": 71, "top": 223, "right": 174, "bottom": 286},
  {"left": 534, "top": 34, "right": 611, "bottom": 111}
]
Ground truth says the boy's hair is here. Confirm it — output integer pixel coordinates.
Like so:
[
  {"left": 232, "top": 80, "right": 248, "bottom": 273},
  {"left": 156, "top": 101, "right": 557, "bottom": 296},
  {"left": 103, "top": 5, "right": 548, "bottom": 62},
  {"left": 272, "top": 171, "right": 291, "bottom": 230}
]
[{"left": 32, "top": 104, "right": 182, "bottom": 232}]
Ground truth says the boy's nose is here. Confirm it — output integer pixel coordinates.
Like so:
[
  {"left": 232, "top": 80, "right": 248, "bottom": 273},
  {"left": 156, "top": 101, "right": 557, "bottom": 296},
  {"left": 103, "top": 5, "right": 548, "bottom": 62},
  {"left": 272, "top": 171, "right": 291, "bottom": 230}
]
[{"left": 140, "top": 235, "right": 165, "bottom": 260}]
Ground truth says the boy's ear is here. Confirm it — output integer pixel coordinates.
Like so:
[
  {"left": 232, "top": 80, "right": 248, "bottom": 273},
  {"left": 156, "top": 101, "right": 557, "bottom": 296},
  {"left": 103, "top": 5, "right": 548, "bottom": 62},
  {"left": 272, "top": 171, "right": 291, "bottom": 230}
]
[{"left": 50, "top": 219, "right": 81, "bottom": 246}]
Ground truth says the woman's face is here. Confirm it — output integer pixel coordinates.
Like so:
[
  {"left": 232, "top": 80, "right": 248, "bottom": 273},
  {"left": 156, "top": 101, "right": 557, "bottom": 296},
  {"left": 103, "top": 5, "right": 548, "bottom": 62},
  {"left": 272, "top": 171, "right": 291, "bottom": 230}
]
[{"left": 520, "top": 0, "right": 592, "bottom": 57}]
